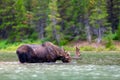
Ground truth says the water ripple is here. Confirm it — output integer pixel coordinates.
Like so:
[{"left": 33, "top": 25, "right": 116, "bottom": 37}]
[{"left": 0, "top": 62, "right": 120, "bottom": 80}]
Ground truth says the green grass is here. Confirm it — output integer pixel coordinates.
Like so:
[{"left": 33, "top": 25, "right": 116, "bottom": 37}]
[
  {"left": 0, "top": 40, "right": 42, "bottom": 52},
  {"left": 76, "top": 51, "right": 120, "bottom": 65},
  {"left": 64, "top": 46, "right": 120, "bottom": 51},
  {"left": 0, "top": 51, "right": 120, "bottom": 65},
  {"left": 0, "top": 51, "right": 18, "bottom": 62},
  {"left": 0, "top": 40, "right": 120, "bottom": 52}
]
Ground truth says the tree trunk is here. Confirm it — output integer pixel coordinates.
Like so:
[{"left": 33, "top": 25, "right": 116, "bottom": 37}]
[
  {"left": 97, "top": 27, "right": 102, "bottom": 44},
  {"left": 38, "top": 19, "right": 45, "bottom": 39},
  {"left": 84, "top": 13, "right": 92, "bottom": 43},
  {"left": 52, "top": 18, "right": 60, "bottom": 45},
  {"left": 39, "top": 19, "right": 45, "bottom": 39}
]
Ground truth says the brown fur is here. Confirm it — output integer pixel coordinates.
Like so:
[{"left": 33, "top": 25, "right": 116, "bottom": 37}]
[{"left": 16, "top": 42, "right": 71, "bottom": 63}]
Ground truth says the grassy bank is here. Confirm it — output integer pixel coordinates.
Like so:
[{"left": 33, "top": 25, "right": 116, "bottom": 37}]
[
  {"left": 1, "top": 44, "right": 120, "bottom": 52},
  {"left": 0, "top": 40, "right": 42, "bottom": 52},
  {"left": 1, "top": 40, "right": 120, "bottom": 52},
  {"left": 0, "top": 51, "right": 120, "bottom": 65}
]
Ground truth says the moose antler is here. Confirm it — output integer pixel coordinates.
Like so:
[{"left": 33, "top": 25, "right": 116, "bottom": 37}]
[{"left": 75, "top": 46, "right": 80, "bottom": 57}]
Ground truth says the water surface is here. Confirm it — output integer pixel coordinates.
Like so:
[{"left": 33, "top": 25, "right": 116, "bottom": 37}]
[{"left": 0, "top": 62, "right": 120, "bottom": 80}]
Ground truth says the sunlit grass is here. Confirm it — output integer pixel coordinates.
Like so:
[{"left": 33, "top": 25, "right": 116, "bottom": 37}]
[
  {"left": 64, "top": 46, "right": 120, "bottom": 51},
  {"left": 0, "top": 40, "right": 120, "bottom": 52},
  {"left": 0, "top": 40, "right": 42, "bottom": 52}
]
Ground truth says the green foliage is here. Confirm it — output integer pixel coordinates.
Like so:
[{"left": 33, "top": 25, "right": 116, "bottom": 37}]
[
  {"left": 0, "top": 39, "right": 42, "bottom": 51},
  {"left": 103, "top": 29, "right": 115, "bottom": 49},
  {"left": 115, "top": 23, "right": 120, "bottom": 40},
  {"left": 46, "top": 0, "right": 62, "bottom": 44},
  {"left": 90, "top": 0, "right": 108, "bottom": 28},
  {"left": 59, "top": 39, "right": 69, "bottom": 45},
  {"left": 0, "top": 0, "right": 120, "bottom": 49},
  {"left": 107, "top": 0, "right": 120, "bottom": 33},
  {"left": 0, "top": 40, "right": 8, "bottom": 49}
]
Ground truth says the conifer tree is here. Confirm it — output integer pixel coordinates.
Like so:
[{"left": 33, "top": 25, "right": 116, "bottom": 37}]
[
  {"left": 46, "top": 0, "right": 61, "bottom": 45},
  {"left": 90, "top": 0, "right": 108, "bottom": 43}
]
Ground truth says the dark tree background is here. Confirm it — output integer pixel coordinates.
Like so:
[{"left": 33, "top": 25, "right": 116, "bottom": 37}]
[{"left": 0, "top": 0, "right": 120, "bottom": 45}]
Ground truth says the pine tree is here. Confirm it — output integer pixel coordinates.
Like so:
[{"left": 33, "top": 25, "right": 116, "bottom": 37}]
[
  {"left": 30, "top": 0, "right": 49, "bottom": 39},
  {"left": 11, "top": 0, "right": 28, "bottom": 42},
  {"left": 80, "top": 0, "right": 96, "bottom": 43},
  {"left": 107, "top": 0, "right": 120, "bottom": 33},
  {"left": 46, "top": 0, "right": 61, "bottom": 45},
  {"left": 0, "top": 0, "right": 15, "bottom": 40},
  {"left": 90, "top": 0, "right": 108, "bottom": 43}
]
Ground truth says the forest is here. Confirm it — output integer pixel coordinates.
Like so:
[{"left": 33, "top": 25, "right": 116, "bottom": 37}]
[
  {"left": 1, "top": 1, "right": 120, "bottom": 80},
  {"left": 0, "top": 0, "right": 120, "bottom": 49}
]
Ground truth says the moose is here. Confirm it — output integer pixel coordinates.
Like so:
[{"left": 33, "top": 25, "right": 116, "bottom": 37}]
[{"left": 16, "top": 42, "right": 73, "bottom": 63}]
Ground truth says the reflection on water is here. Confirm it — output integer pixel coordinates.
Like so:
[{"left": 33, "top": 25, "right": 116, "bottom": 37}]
[{"left": 0, "top": 62, "right": 120, "bottom": 80}]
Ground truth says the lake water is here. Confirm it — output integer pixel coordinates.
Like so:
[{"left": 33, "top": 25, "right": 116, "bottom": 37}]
[{"left": 0, "top": 62, "right": 120, "bottom": 80}]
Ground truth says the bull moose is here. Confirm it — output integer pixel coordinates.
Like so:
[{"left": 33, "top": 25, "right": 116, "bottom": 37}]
[{"left": 16, "top": 42, "right": 72, "bottom": 63}]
